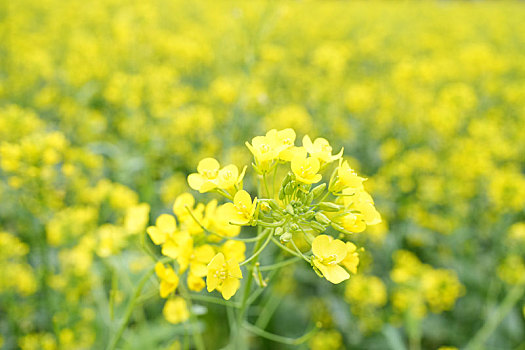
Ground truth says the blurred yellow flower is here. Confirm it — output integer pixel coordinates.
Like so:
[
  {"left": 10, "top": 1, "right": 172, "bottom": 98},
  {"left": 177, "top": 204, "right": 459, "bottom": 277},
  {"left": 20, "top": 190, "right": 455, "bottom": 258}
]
[
  {"left": 187, "top": 158, "right": 221, "bottom": 193},
  {"left": 146, "top": 214, "right": 177, "bottom": 245},
  {"left": 163, "top": 297, "right": 190, "bottom": 324},
  {"left": 155, "top": 262, "right": 179, "bottom": 298}
]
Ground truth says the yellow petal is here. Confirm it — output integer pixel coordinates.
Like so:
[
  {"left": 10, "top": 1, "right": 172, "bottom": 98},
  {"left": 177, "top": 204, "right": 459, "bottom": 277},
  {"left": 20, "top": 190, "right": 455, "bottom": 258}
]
[
  {"left": 187, "top": 173, "right": 205, "bottom": 191},
  {"left": 317, "top": 263, "right": 350, "bottom": 284},
  {"left": 190, "top": 262, "right": 208, "bottom": 278},
  {"left": 194, "top": 244, "right": 215, "bottom": 264},
  {"left": 187, "top": 273, "right": 205, "bottom": 292},
  {"left": 147, "top": 226, "right": 166, "bottom": 245},
  {"left": 227, "top": 260, "right": 243, "bottom": 279},
  {"left": 208, "top": 253, "right": 226, "bottom": 271},
  {"left": 155, "top": 262, "right": 166, "bottom": 279},
  {"left": 197, "top": 158, "right": 220, "bottom": 174},
  {"left": 312, "top": 235, "right": 333, "bottom": 258},
  {"left": 221, "top": 277, "right": 240, "bottom": 300},
  {"left": 206, "top": 275, "right": 220, "bottom": 292},
  {"left": 162, "top": 240, "right": 179, "bottom": 259},
  {"left": 156, "top": 214, "right": 176, "bottom": 234}
]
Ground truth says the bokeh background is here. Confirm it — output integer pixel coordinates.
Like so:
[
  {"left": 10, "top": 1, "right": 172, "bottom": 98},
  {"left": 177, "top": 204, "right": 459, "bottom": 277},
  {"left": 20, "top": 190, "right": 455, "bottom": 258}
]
[{"left": 1, "top": 0, "right": 525, "bottom": 349}]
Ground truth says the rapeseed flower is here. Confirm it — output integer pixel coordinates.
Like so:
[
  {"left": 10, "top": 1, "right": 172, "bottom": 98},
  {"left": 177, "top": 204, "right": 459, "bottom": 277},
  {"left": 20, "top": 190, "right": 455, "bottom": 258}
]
[
  {"left": 206, "top": 252, "right": 242, "bottom": 300},
  {"left": 312, "top": 235, "right": 350, "bottom": 284}
]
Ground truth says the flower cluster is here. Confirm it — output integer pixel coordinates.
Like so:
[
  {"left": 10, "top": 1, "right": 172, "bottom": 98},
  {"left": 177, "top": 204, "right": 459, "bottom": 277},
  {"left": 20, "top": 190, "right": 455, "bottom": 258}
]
[{"left": 147, "top": 128, "right": 381, "bottom": 322}]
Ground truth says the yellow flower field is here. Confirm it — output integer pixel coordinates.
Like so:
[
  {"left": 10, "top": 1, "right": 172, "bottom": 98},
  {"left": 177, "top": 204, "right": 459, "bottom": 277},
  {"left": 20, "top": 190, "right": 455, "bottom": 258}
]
[{"left": 1, "top": 0, "right": 525, "bottom": 349}]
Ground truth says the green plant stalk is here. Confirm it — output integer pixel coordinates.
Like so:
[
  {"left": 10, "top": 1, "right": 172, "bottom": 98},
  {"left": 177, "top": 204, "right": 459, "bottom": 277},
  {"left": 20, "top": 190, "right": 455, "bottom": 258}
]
[
  {"left": 179, "top": 282, "right": 206, "bottom": 350},
  {"left": 106, "top": 266, "right": 156, "bottom": 350},
  {"left": 233, "top": 227, "right": 268, "bottom": 347},
  {"left": 465, "top": 281, "right": 525, "bottom": 350}
]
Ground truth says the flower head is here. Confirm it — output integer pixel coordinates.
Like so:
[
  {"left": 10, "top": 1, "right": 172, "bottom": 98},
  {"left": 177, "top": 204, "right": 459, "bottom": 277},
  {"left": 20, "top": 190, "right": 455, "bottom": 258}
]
[
  {"left": 337, "top": 159, "right": 366, "bottom": 190},
  {"left": 206, "top": 252, "right": 243, "bottom": 300},
  {"left": 220, "top": 190, "right": 257, "bottom": 225},
  {"left": 291, "top": 156, "right": 322, "bottom": 184},
  {"left": 312, "top": 235, "right": 349, "bottom": 284},
  {"left": 303, "top": 135, "right": 343, "bottom": 165},
  {"left": 217, "top": 164, "right": 247, "bottom": 191},
  {"left": 163, "top": 297, "right": 190, "bottom": 324},
  {"left": 155, "top": 262, "right": 179, "bottom": 298},
  {"left": 146, "top": 214, "right": 176, "bottom": 245},
  {"left": 187, "top": 158, "right": 221, "bottom": 193}
]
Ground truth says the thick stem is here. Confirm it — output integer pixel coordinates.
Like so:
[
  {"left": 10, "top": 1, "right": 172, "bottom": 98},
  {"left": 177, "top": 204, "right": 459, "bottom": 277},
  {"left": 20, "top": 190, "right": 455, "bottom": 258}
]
[{"left": 465, "top": 281, "right": 525, "bottom": 350}]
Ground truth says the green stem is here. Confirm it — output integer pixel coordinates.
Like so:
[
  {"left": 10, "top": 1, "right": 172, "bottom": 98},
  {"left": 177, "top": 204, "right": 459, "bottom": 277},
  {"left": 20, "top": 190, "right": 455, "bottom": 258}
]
[
  {"left": 233, "top": 227, "right": 268, "bottom": 347},
  {"left": 239, "top": 230, "right": 272, "bottom": 267},
  {"left": 189, "top": 293, "right": 240, "bottom": 308},
  {"left": 258, "top": 256, "right": 302, "bottom": 271},
  {"left": 179, "top": 283, "right": 206, "bottom": 350},
  {"left": 270, "top": 236, "right": 306, "bottom": 260},
  {"left": 465, "top": 282, "right": 525, "bottom": 350},
  {"left": 106, "top": 266, "right": 156, "bottom": 350},
  {"left": 242, "top": 321, "right": 317, "bottom": 345}
]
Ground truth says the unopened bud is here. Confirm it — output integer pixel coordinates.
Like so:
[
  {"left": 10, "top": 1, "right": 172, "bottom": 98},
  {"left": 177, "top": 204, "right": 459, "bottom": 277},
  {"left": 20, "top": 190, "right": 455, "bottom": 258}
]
[
  {"left": 290, "top": 223, "right": 299, "bottom": 231},
  {"left": 274, "top": 227, "right": 284, "bottom": 236},
  {"left": 280, "top": 232, "right": 292, "bottom": 243},
  {"left": 310, "top": 221, "right": 326, "bottom": 232},
  {"left": 304, "top": 210, "right": 315, "bottom": 220},
  {"left": 286, "top": 204, "right": 294, "bottom": 215},
  {"left": 315, "top": 212, "right": 331, "bottom": 225},
  {"left": 284, "top": 183, "right": 294, "bottom": 196},
  {"left": 311, "top": 183, "right": 326, "bottom": 199},
  {"left": 318, "top": 202, "right": 341, "bottom": 212}
]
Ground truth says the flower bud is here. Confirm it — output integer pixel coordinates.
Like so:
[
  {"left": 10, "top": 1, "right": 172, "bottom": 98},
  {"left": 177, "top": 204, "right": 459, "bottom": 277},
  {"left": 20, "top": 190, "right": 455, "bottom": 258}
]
[
  {"left": 280, "top": 232, "right": 292, "bottom": 243},
  {"left": 281, "top": 172, "right": 292, "bottom": 187},
  {"left": 311, "top": 183, "right": 326, "bottom": 199},
  {"left": 284, "top": 183, "right": 294, "bottom": 196},
  {"left": 310, "top": 221, "right": 326, "bottom": 232},
  {"left": 315, "top": 212, "right": 331, "bottom": 225},
  {"left": 306, "top": 192, "right": 314, "bottom": 205},
  {"left": 304, "top": 210, "right": 315, "bottom": 220},
  {"left": 318, "top": 202, "right": 342, "bottom": 212},
  {"left": 278, "top": 187, "right": 285, "bottom": 200},
  {"left": 331, "top": 222, "right": 351, "bottom": 234},
  {"left": 286, "top": 204, "right": 295, "bottom": 215},
  {"left": 290, "top": 223, "right": 299, "bottom": 231},
  {"left": 274, "top": 227, "right": 284, "bottom": 236}
]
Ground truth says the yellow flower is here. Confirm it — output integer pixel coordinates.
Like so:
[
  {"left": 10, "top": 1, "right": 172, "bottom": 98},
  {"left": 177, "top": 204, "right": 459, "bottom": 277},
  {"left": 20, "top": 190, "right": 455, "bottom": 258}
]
[
  {"left": 155, "top": 262, "right": 179, "bottom": 298},
  {"left": 337, "top": 159, "right": 366, "bottom": 190},
  {"left": 343, "top": 189, "right": 381, "bottom": 226},
  {"left": 163, "top": 297, "right": 190, "bottom": 324},
  {"left": 206, "top": 252, "right": 243, "bottom": 300},
  {"left": 146, "top": 214, "right": 176, "bottom": 245},
  {"left": 187, "top": 157, "right": 221, "bottom": 193},
  {"left": 161, "top": 231, "right": 192, "bottom": 260},
  {"left": 220, "top": 190, "right": 257, "bottom": 225},
  {"left": 291, "top": 156, "right": 323, "bottom": 184},
  {"left": 221, "top": 240, "right": 246, "bottom": 262},
  {"left": 124, "top": 203, "right": 150, "bottom": 234},
  {"left": 184, "top": 244, "right": 216, "bottom": 277},
  {"left": 217, "top": 164, "right": 247, "bottom": 191},
  {"left": 312, "top": 235, "right": 349, "bottom": 284},
  {"left": 338, "top": 212, "right": 366, "bottom": 233},
  {"left": 187, "top": 272, "right": 206, "bottom": 292},
  {"left": 245, "top": 130, "right": 283, "bottom": 171},
  {"left": 172, "top": 193, "right": 195, "bottom": 219},
  {"left": 341, "top": 242, "right": 360, "bottom": 274},
  {"left": 303, "top": 135, "right": 343, "bottom": 165},
  {"left": 204, "top": 200, "right": 241, "bottom": 238}
]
